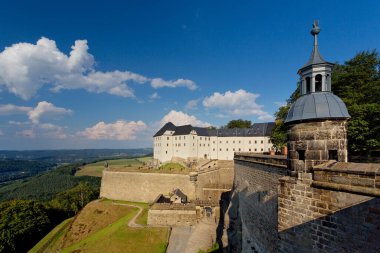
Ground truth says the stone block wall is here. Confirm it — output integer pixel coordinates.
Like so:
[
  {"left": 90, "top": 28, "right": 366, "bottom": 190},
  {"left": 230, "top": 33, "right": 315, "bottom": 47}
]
[
  {"left": 287, "top": 120, "right": 348, "bottom": 173},
  {"left": 230, "top": 154, "right": 380, "bottom": 253},
  {"left": 148, "top": 209, "right": 197, "bottom": 226},
  {"left": 228, "top": 154, "right": 288, "bottom": 252},
  {"left": 100, "top": 171, "right": 196, "bottom": 202},
  {"left": 100, "top": 166, "right": 234, "bottom": 203},
  {"left": 278, "top": 176, "right": 380, "bottom": 253}
]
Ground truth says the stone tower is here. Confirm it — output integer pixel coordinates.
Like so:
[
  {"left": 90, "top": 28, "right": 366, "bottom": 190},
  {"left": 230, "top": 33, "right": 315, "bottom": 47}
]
[{"left": 285, "top": 21, "right": 350, "bottom": 174}]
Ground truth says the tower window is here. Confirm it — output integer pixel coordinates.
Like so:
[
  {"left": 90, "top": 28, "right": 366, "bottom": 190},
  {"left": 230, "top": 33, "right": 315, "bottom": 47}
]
[
  {"left": 328, "top": 150, "right": 338, "bottom": 161},
  {"left": 315, "top": 74, "right": 322, "bottom": 92},
  {"left": 297, "top": 150, "right": 305, "bottom": 160},
  {"left": 306, "top": 77, "right": 311, "bottom": 93}
]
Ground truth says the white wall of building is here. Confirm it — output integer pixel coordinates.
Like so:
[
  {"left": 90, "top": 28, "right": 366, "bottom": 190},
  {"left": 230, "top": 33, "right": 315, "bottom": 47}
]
[{"left": 154, "top": 133, "right": 273, "bottom": 162}]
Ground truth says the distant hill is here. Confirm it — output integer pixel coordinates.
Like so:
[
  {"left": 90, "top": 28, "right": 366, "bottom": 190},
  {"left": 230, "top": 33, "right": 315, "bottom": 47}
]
[
  {"left": 0, "top": 163, "right": 100, "bottom": 202},
  {"left": 0, "top": 148, "right": 153, "bottom": 164},
  {"left": 0, "top": 159, "right": 55, "bottom": 184}
]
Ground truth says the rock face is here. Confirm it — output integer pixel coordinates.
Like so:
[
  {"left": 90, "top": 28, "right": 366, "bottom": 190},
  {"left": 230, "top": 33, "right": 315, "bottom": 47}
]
[{"left": 287, "top": 120, "right": 348, "bottom": 173}]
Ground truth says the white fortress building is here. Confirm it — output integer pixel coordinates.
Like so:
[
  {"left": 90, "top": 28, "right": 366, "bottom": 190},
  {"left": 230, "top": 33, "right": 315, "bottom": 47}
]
[{"left": 153, "top": 122, "right": 275, "bottom": 162}]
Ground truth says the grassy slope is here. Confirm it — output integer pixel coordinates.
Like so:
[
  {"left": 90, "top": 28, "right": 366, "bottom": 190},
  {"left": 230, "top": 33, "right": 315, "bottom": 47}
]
[
  {"left": 30, "top": 199, "right": 168, "bottom": 253},
  {"left": 76, "top": 156, "right": 190, "bottom": 176},
  {"left": 29, "top": 218, "right": 74, "bottom": 253}
]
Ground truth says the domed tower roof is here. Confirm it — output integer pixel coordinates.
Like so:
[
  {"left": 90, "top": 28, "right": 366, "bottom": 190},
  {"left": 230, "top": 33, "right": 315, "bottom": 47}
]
[
  {"left": 285, "top": 21, "right": 350, "bottom": 124},
  {"left": 285, "top": 92, "right": 350, "bottom": 123}
]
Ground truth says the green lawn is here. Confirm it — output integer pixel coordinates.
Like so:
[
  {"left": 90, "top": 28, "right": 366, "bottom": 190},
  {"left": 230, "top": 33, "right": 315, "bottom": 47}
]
[
  {"left": 75, "top": 157, "right": 152, "bottom": 177},
  {"left": 76, "top": 157, "right": 191, "bottom": 176}
]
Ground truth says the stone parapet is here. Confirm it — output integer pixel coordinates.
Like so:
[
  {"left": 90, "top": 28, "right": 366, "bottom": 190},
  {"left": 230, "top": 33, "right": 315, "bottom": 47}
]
[
  {"left": 234, "top": 153, "right": 288, "bottom": 169},
  {"left": 312, "top": 161, "right": 380, "bottom": 197}
]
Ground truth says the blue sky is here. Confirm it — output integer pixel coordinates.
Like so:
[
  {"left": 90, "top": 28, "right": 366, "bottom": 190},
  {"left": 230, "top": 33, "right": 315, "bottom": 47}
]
[{"left": 0, "top": 0, "right": 379, "bottom": 149}]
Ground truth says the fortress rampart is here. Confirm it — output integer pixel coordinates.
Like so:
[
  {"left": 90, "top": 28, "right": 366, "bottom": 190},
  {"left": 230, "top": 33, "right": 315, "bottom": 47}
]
[
  {"left": 100, "top": 165, "right": 234, "bottom": 203},
  {"left": 228, "top": 153, "right": 380, "bottom": 253}
]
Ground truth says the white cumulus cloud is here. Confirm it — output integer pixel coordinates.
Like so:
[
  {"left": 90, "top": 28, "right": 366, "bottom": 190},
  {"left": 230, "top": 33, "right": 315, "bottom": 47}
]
[
  {"left": 0, "top": 104, "right": 32, "bottom": 115},
  {"left": 160, "top": 110, "right": 210, "bottom": 127},
  {"left": 151, "top": 78, "right": 197, "bottom": 90},
  {"left": 203, "top": 89, "right": 273, "bottom": 120},
  {"left": 0, "top": 37, "right": 196, "bottom": 100},
  {"left": 78, "top": 120, "right": 147, "bottom": 140},
  {"left": 28, "top": 101, "right": 72, "bottom": 124}
]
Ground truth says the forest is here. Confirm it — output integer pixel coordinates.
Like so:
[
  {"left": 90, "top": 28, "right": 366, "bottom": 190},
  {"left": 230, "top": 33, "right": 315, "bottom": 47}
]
[{"left": 0, "top": 163, "right": 100, "bottom": 252}]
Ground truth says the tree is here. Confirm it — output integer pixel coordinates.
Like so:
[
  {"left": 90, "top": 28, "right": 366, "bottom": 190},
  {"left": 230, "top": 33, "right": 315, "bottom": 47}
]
[
  {"left": 223, "top": 119, "right": 253, "bottom": 129},
  {"left": 0, "top": 200, "right": 51, "bottom": 253},
  {"left": 270, "top": 50, "right": 380, "bottom": 157},
  {"left": 50, "top": 182, "right": 98, "bottom": 215},
  {"left": 332, "top": 50, "right": 380, "bottom": 155},
  {"left": 270, "top": 85, "right": 300, "bottom": 151}
]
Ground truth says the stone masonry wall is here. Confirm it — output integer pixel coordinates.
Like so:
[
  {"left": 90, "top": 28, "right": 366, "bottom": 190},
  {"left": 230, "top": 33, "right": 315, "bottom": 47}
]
[
  {"left": 100, "top": 171, "right": 196, "bottom": 202},
  {"left": 230, "top": 154, "right": 380, "bottom": 253},
  {"left": 288, "top": 120, "right": 348, "bottom": 173},
  {"left": 228, "top": 155, "right": 288, "bottom": 253},
  {"left": 278, "top": 176, "right": 380, "bottom": 253},
  {"left": 148, "top": 209, "right": 197, "bottom": 226},
  {"left": 100, "top": 166, "right": 234, "bottom": 203}
]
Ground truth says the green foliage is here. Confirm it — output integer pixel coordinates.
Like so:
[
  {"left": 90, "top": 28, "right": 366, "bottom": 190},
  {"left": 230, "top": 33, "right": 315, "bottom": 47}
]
[
  {"left": 270, "top": 85, "right": 300, "bottom": 150},
  {"left": 332, "top": 50, "right": 380, "bottom": 155},
  {"left": 271, "top": 50, "right": 380, "bottom": 156},
  {"left": 223, "top": 119, "right": 253, "bottom": 129},
  {"left": 50, "top": 182, "right": 99, "bottom": 215},
  {"left": 0, "top": 163, "right": 100, "bottom": 202},
  {"left": 0, "top": 200, "right": 51, "bottom": 253}
]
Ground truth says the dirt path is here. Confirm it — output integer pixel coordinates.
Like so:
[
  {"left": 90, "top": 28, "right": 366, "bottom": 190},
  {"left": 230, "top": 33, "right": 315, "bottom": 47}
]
[{"left": 111, "top": 202, "right": 143, "bottom": 227}]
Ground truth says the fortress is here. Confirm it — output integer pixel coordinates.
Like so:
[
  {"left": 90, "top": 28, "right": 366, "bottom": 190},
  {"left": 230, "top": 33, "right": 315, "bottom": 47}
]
[{"left": 99, "top": 21, "right": 380, "bottom": 252}]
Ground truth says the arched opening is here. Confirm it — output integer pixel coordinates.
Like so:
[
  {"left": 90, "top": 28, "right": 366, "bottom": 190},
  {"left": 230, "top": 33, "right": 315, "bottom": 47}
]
[
  {"left": 326, "top": 74, "right": 330, "bottom": 90},
  {"left": 306, "top": 77, "right": 311, "bottom": 93},
  {"left": 315, "top": 74, "right": 322, "bottom": 92}
]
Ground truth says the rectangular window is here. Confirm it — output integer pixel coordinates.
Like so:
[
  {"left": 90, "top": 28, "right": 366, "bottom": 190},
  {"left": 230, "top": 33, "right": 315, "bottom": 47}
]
[
  {"left": 298, "top": 150, "right": 305, "bottom": 160},
  {"left": 249, "top": 140, "right": 251, "bottom": 144},
  {"left": 328, "top": 150, "right": 338, "bottom": 161},
  {"left": 261, "top": 140, "right": 263, "bottom": 144},
  {"left": 255, "top": 140, "right": 257, "bottom": 144},
  {"left": 167, "top": 137, "right": 169, "bottom": 140},
  {"left": 249, "top": 148, "right": 251, "bottom": 151}
]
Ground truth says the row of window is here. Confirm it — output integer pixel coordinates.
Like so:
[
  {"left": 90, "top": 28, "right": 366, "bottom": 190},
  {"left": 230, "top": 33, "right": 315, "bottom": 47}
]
[
  {"left": 157, "top": 147, "right": 268, "bottom": 154},
  {"left": 156, "top": 139, "right": 270, "bottom": 145}
]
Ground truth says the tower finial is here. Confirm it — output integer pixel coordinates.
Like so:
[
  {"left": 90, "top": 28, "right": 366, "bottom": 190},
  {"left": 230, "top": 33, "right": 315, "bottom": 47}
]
[{"left": 311, "top": 20, "right": 320, "bottom": 47}]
